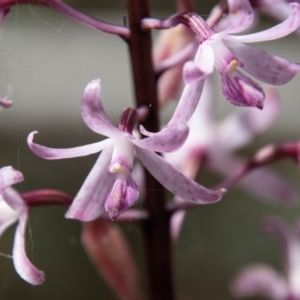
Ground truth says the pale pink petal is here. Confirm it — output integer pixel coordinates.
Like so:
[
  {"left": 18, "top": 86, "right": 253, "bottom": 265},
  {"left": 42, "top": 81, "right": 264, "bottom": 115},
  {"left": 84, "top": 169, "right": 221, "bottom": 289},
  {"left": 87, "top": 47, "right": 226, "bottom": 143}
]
[
  {"left": 183, "top": 61, "right": 206, "bottom": 84},
  {"left": 221, "top": 69, "right": 265, "bottom": 108},
  {"left": 217, "top": 87, "right": 280, "bottom": 151},
  {"left": 0, "top": 97, "right": 13, "bottom": 108},
  {"left": 186, "top": 42, "right": 214, "bottom": 81},
  {"left": 1, "top": 187, "right": 26, "bottom": 211},
  {"left": 168, "top": 79, "right": 205, "bottom": 126},
  {"left": 81, "top": 79, "right": 122, "bottom": 138},
  {"left": 65, "top": 147, "right": 115, "bottom": 221},
  {"left": 224, "top": 40, "right": 300, "bottom": 85},
  {"left": 136, "top": 147, "right": 226, "bottom": 204},
  {"left": 170, "top": 197, "right": 186, "bottom": 241},
  {"left": 28, "top": 131, "right": 114, "bottom": 160},
  {"left": 183, "top": 43, "right": 214, "bottom": 84},
  {"left": 131, "top": 123, "right": 189, "bottom": 153},
  {"left": 0, "top": 167, "right": 24, "bottom": 191},
  {"left": 231, "top": 264, "right": 288, "bottom": 300},
  {"left": 229, "top": 3, "right": 300, "bottom": 43},
  {"left": 226, "top": 0, "right": 254, "bottom": 34},
  {"left": 105, "top": 175, "right": 139, "bottom": 221},
  {"left": 0, "top": 199, "right": 19, "bottom": 237},
  {"left": 13, "top": 212, "right": 45, "bottom": 285}
]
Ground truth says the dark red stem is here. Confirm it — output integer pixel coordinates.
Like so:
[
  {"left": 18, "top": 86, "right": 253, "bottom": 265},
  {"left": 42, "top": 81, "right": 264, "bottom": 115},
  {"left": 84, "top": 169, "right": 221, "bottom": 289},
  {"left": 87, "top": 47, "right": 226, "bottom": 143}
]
[{"left": 125, "top": 1, "right": 175, "bottom": 299}]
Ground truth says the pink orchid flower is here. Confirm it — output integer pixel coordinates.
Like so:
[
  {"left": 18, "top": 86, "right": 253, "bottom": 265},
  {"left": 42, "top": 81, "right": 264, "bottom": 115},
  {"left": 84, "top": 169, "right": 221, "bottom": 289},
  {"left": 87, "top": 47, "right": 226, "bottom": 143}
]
[
  {"left": 181, "top": 0, "right": 300, "bottom": 108},
  {"left": 231, "top": 218, "right": 300, "bottom": 300},
  {"left": 28, "top": 79, "right": 225, "bottom": 222},
  {"left": 0, "top": 166, "right": 44, "bottom": 285}
]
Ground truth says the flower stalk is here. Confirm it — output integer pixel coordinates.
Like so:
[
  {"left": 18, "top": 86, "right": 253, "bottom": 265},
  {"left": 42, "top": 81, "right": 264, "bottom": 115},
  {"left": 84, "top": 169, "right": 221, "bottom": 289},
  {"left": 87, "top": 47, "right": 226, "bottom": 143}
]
[{"left": 125, "top": 0, "right": 175, "bottom": 299}]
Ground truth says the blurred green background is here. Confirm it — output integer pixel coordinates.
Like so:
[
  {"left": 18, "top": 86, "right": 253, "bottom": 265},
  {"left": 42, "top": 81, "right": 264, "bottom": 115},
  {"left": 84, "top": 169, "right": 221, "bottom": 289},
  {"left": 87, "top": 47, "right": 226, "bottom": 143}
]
[{"left": 0, "top": 1, "right": 299, "bottom": 299}]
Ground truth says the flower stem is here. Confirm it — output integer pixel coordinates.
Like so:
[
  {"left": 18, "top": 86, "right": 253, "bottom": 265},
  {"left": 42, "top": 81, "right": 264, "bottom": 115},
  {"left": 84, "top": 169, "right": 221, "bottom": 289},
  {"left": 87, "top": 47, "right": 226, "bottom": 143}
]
[{"left": 125, "top": 1, "right": 175, "bottom": 299}]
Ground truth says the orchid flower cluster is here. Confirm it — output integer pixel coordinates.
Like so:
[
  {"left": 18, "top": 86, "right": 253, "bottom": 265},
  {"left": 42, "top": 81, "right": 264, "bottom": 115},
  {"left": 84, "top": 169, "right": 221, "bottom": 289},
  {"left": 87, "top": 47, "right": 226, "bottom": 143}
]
[{"left": 0, "top": 0, "right": 299, "bottom": 299}]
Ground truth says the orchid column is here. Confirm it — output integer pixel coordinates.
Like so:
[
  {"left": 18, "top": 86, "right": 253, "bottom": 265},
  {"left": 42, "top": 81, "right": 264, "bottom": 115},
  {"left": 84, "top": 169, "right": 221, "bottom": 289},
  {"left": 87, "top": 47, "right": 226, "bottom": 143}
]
[{"left": 125, "top": 1, "right": 174, "bottom": 299}]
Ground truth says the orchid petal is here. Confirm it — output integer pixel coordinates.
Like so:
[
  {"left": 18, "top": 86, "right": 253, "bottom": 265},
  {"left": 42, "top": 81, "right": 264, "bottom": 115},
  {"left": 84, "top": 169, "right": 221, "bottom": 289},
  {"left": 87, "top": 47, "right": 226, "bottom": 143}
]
[
  {"left": 28, "top": 131, "right": 114, "bottom": 160},
  {"left": 183, "top": 43, "right": 214, "bottom": 83},
  {"left": 231, "top": 264, "right": 288, "bottom": 300},
  {"left": 0, "top": 166, "right": 24, "bottom": 191},
  {"left": 224, "top": 40, "right": 300, "bottom": 85},
  {"left": 168, "top": 79, "right": 205, "bottom": 126},
  {"left": 105, "top": 175, "right": 139, "bottom": 220},
  {"left": 0, "top": 197, "right": 19, "bottom": 237},
  {"left": 1, "top": 187, "right": 26, "bottom": 211},
  {"left": 226, "top": 0, "right": 254, "bottom": 34},
  {"left": 136, "top": 147, "right": 226, "bottom": 204},
  {"left": 65, "top": 147, "right": 115, "bottom": 221},
  {"left": 81, "top": 78, "right": 122, "bottom": 138},
  {"left": 13, "top": 212, "right": 45, "bottom": 285},
  {"left": 221, "top": 69, "right": 265, "bottom": 108},
  {"left": 183, "top": 61, "right": 206, "bottom": 84},
  {"left": 217, "top": 87, "right": 279, "bottom": 151},
  {"left": 131, "top": 123, "right": 189, "bottom": 153},
  {"left": 0, "top": 97, "right": 13, "bottom": 108},
  {"left": 229, "top": 3, "right": 300, "bottom": 43}
]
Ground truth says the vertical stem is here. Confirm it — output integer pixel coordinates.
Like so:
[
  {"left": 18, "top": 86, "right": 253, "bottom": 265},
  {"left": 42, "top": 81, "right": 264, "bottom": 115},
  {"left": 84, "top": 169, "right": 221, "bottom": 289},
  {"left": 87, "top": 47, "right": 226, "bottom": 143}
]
[{"left": 125, "top": 1, "right": 175, "bottom": 300}]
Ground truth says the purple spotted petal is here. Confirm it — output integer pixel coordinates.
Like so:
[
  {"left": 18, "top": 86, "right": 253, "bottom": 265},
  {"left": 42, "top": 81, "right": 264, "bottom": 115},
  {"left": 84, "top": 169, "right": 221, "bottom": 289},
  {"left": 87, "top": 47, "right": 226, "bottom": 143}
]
[
  {"left": 168, "top": 79, "right": 205, "bottom": 126},
  {"left": 0, "top": 97, "right": 13, "bottom": 108},
  {"left": 65, "top": 147, "right": 115, "bottom": 221},
  {"left": 217, "top": 87, "right": 279, "bottom": 151},
  {"left": 231, "top": 264, "right": 288, "bottom": 299},
  {"left": 230, "top": 3, "right": 300, "bottom": 43},
  {"left": 28, "top": 131, "right": 114, "bottom": 160},
  {"left": 131, "top": 123, "right": 189, "bottom": 153},
  {"left": 105, "top": 175, "right": 139, "bottom": 221},
  {"left": 221, "top": 69, "right": 265, "bottom": 108},
  {"left": 136, "top": 147, "right": 226, "bottom": 204},
  {"left": 81, "top": 79, "right": 122, "bottom": 138},
  {"left": 0, "top": 167, "right": 24, "bottom": 192},
  {"left": 224, "top": 40, "right": 300, "bottom": 85},
  {"left": 13, "top": 212, "right": 45, "bottom": 285},
  {"left": 226, "top": 0, "right": 254, "bottom": 34}
]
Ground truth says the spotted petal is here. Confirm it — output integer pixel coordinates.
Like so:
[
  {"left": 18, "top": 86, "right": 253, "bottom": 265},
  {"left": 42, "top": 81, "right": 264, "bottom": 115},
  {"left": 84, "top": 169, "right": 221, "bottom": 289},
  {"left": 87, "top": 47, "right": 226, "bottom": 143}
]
[
  {"left": 13, "top": 212, "right": 45, "bottom": 285},
  {"left": 132, "top": 123, "right": 189, "bottom": 153},
  {"left": 28, "top": 131, "right": 114, "bottom": 160},
  {"left": 224, "top": 40, "right": 300, "bottom": 85},
  {"left": 230, "top": 3, "right": 300, "bottom": 43},
  {"left": 65, "top": 147, "right": 115, "bottom": 221},
  {"left": 136, "top": 147, "right": 226, "bottom": 204},
  {"left": 221, "top": 69, "right": 265, "bottom": 108},
  {"left": 81, "top": 79, "right": 122, "bottom": 138}
]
